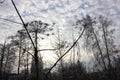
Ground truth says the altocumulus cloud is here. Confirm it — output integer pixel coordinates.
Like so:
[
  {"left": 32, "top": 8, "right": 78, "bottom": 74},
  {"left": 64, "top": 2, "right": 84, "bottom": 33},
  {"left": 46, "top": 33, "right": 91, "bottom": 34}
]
[{"left": 0, "top": 0, "right": 120, "bottom": 43}]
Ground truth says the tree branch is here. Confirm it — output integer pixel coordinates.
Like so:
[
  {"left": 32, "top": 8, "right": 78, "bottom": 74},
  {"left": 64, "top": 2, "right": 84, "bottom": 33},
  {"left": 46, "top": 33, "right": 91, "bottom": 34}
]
[
  {"left": 38, "top": 49, "right": 57, "bottom": 52},
  {"left": 0, "top": 17, "right": 22, "bottom": 25},
  {"left": 21, "top": 47, "right": 34, "bottom": 58}
]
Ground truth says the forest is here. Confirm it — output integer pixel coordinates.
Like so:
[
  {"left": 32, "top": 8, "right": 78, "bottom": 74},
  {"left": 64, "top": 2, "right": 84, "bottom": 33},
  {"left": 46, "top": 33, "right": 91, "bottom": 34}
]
[{"left": 0, "top": 0, "right": 120, "bottom": 80}]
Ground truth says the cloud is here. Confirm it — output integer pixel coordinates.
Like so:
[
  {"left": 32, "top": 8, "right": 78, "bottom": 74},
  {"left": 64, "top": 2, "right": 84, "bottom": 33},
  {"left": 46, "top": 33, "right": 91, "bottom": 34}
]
[{"left": 0, "top": 0, "right": 120, "bottom": 43}]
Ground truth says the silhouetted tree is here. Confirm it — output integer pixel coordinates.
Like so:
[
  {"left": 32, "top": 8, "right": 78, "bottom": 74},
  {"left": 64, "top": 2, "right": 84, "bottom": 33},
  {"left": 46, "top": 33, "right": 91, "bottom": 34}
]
[
  {"left": 79, "top": 15, "right": 117, "bottom": 80},
  {"left": 26, "top": 20, "right": 53, "bottom": 79}
]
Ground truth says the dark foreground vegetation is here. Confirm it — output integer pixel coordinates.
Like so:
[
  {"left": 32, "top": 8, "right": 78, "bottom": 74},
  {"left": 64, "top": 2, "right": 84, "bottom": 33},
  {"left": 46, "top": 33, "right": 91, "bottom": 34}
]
[
  {"left": 0, "top": 0, "right": 120, "bottom": 80},
  {"left": 1, "top": 58, "right": 120, "bottom": 80}
]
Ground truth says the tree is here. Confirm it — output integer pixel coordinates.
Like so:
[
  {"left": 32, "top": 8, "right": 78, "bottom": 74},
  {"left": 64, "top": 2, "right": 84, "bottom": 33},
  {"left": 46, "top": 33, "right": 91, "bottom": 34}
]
[
  {"left": 80, "top": 15, "right": 117, "bottom": 80},
  {"left": 26, "top": 20, "right": 53, "bottom": 79},
  {"left": 0, "top": 40, "right": 16, "bottom": 75},
  {"left": 53, "top": 28, "right": 69, "bottom": 68},
  {"left": 9, "top": 31, "right": 29, "bottom": 75}
]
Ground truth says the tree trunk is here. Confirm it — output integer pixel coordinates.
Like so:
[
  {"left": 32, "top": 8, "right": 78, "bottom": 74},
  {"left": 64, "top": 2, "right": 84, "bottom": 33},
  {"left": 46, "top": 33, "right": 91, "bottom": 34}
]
[
  {"left": 18, "top": 39, "right": 22, "bottom": 75},
  {"left": 34, "top": 30, "right": 40, "bottom": 80},
  {"left": 102, "top": 25, "right": 112, "bottom": 68},
  {"left": 91, "top": 25, "right": 107, "bottom": 70},
  {"left": 0, "top": 41, "right": 6, "bottom": 74}
]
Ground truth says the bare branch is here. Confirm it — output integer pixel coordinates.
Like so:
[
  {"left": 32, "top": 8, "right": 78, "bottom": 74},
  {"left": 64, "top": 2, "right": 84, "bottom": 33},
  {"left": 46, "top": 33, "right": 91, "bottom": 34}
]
[
  {"left": 21, "top": 47, "right": 34, "bottom": 58},
  {"left": 38, "top": 49, "right": 57, "bottom": 52}
]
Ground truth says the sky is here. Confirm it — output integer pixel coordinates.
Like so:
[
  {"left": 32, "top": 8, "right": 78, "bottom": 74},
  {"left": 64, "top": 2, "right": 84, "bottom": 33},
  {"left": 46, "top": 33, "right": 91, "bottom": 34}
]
[{"left": 0, "top": 0, "right": 120, "bottom": 65}]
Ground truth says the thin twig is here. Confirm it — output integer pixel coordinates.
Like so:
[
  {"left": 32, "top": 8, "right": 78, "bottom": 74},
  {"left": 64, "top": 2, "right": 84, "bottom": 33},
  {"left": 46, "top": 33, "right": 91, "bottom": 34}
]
[
  {"left": 38, "top": 49, "right": 57, "bottom": 52},
  {"left": 0, "top": 17, "right": 22, "bottom": 25}
]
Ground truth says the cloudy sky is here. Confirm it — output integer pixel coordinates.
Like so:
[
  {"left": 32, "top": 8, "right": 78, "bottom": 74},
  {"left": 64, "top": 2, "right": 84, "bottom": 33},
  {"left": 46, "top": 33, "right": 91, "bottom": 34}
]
[
  {"left": 0, "top": 0, "right": 120, "bottom": 42},
  {"left": 0, "top": 0, "right": 120, "bottom": 64}
]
